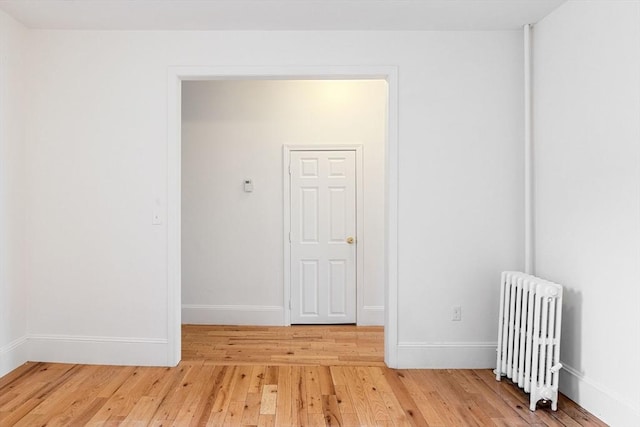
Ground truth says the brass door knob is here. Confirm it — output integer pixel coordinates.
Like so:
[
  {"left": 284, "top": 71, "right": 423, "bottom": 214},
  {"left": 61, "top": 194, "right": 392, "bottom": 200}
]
[{"left": 346, "top": 237, "right": 355, "bottom": 244}]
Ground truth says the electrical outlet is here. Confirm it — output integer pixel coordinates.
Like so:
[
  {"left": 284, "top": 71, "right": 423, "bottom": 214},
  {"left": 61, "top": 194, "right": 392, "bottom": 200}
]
[{"left": 452, "top": 306, "right": 462, "bottom": 321}]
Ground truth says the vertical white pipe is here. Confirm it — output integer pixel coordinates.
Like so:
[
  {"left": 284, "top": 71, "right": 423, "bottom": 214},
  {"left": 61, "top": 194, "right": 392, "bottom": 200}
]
[{"left": 524, "top": 24, "right": 534, "bottom": 275}]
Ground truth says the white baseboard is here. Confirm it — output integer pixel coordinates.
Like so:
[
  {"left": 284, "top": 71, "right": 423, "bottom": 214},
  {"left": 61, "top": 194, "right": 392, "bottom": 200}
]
[
  {"left": 358, "top": 305, "right": 384, "bottom": 326},
  {"left": 182, "top": 304, "right": 284, "bottom": 326},
  {"left": 560, "top": 362, "right": 640, "bottom": 426},
  {"left": 0, "top": 335, "right": 29, "bottom": 378},
  {"left": 28, "top": 334, "right": 169, "bottom": 367},
  {"left": 397, "top": 341, "right": 496, "bottom": 369}
]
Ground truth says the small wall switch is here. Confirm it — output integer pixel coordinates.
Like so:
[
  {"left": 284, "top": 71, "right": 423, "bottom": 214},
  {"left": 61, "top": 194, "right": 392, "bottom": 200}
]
[
  {"left": 243, "top": 179, "right": 254, "bottom": 192},
  {"left": 452, "top": 306, "right": 462, "bottom": 321}
]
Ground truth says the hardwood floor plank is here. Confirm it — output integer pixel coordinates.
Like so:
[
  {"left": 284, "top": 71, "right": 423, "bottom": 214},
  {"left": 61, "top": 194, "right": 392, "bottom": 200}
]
[
  {"left": 202, "top": 365, "right": 237, "bottom": 425},
  {"left": 2, "top": 364, "right": 80, "bottom": 426},
  {"left": 398, "top": 370, "right": 444, "bottom": 424},
  {"left": 265, "top": 365, "right": 279, "bottom": 385},
  {"left": 248, "top": 365, "right": 267, "bottom": 394},
  {"left": 28, "top": 365, "right": 122, "bottom": 426},
  {"left": 308, "top": 412, "right": 329, "bottom": 427},
  {"left": 380, "top": 391, "right": 413, "bottom": 427},
  {"left": 381, "top": 369, "right": 430, "bottom": 427},
  {"left": 291, "top": 365, "right": 309, "bottom": 427},
  {"left": 305, "top": 366, "right": 324, "bottom": 415},
  {"left": 319, "top": 365, "right": 336, "bottom": 396},
  {"left": 259, "top": 384, "right": 278, "bottom": 415},
  {"left": 344, "top": 366, "right": 379, "bottom": 426},
  {"left": 358, "top": 366, "right": 392, "bottom": 422},
  {"left": 171, "top": 364, "right": 217, "bottom": 426},
  {"left": 229, "top": 364, "right": 253, "bottom": 403},
  {"left": 67, "top": 396, "right": 110, "bottom": 426},
  {"left": 222, "top": 400, "right": 245, "bottom": 427},
  {"left": 329, "top": 365, "right": 349, "bottom": 387},
  {"left": 257, "top": 413, "right": 276, "bottom": 426},
  {"left": 334, "top": 383, "right": 357, "bottom": 416},
  {"left": 147, "top": 362, "right": 198, "bottom": 424},
  {"left": 121, "top": 395, "right": 162, "bottom": 425},
  {"left": 240, "top": 392, "right": 261, "bottom": 426},
  {"left": 322, "top": 394, "right": 344, "bottom": 427},
  {"left": 0, "top": 362, "right": 40, "bottom": 391},
  {"left": 275, "top": 366, "right": 293, "bottom": 426},
  {"left": 0, "top": 363, "right": 75, "bottom": 416},
  {"left": 454, "top": 370, "right": 512, "bottom": 420}
]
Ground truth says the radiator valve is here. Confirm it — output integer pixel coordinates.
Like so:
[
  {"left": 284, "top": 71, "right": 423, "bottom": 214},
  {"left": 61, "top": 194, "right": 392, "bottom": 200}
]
[{"left": 550, "top": 363, "right": 563, "bottom": 373}]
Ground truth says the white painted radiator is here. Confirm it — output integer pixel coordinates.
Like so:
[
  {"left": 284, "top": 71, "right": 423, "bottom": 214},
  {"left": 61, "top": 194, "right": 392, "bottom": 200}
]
[{"left": 495, "top": 271, "right": 563, "bottom": 411}]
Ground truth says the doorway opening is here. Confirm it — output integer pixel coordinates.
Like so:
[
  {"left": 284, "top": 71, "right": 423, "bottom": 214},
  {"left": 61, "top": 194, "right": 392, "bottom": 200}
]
[{"left": 167, "top": 67, "right": 399, "bottom": 368}]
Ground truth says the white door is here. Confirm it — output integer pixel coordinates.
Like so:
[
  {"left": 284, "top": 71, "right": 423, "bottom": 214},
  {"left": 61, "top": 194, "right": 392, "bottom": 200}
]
[{"left": 289, "top": 150, "right": 357, "bottom": 324}]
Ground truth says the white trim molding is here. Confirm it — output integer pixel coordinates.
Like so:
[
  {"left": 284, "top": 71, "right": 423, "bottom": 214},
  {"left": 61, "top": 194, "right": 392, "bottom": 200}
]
[
  {"left": 560, "top": 362, "right": 640, "bottom": 426},
  {"left": 396, "top": 341, "right": 497, "bottom": 369},
  {"left": 28, "top": 334, "right": 168, "bottom": 367},
  {"left": 182, "top": 304, "right": 284, "bottom": 326},
  {"left": 0, "top": 335, "right": 29, "bottom": 377}
]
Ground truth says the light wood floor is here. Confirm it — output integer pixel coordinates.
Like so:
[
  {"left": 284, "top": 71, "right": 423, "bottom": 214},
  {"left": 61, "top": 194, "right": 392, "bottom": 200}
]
[
  {"left": 181, "top": 325, "right": 385, "bottom": 366},
  {"left": 0, "top": 325, "right": 606, "bottom": 426}
]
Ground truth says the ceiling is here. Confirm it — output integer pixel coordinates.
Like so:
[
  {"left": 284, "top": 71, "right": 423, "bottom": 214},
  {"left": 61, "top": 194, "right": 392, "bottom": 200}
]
[{"left": 0, "top": 0, "right": 566, "bottom": 31}]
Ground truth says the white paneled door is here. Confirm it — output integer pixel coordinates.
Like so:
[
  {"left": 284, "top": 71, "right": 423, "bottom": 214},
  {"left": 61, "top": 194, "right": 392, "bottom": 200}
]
[{"left": 290, "top": 150, "right": 357, "bottom": 324}]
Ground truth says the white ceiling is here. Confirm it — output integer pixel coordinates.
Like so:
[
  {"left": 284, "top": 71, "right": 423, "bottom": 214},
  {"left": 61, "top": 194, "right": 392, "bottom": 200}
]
[{"left": 0, "top": 0, "right": 566, "bottom": 31}]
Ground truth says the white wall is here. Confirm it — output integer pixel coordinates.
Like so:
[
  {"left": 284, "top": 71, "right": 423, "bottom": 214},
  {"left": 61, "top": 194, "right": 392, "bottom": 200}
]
[
  {"left": 396, "top": 34, "right": 524, "bottom": 366},
  {"left": 0, "top": 9, "right": 28, "bottom": 377},
  {"left": 533, "top": 1, "right": 640, "bottom": 425},
  {"left": 21, "top": 29, "right": 523, "bottom": 367},
  {"left": 181, "top": 80, "right": 386, "bottom": 326}
]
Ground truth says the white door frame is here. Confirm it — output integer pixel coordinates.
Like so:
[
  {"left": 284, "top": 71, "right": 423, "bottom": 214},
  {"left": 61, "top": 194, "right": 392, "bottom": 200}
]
[
  {"left": 283, "top": 145, "right": 363, "bottom": 326},
  {"left": 167, "top": 66, "right": 399, "bottom": 368}
]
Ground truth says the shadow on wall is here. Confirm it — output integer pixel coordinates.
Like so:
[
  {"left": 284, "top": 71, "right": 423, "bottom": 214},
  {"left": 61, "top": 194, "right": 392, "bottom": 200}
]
[{"left": 559, "top": 287, "right": 582, "bottom": 400}]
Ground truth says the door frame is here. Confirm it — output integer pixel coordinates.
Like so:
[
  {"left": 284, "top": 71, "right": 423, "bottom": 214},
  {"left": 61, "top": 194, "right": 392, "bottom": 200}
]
[
  {"left": 283, "top": 145, "right": 364, "bottom": 326},
  {"left": 167, "top": 65, "right": 399, "bottom": 368}
]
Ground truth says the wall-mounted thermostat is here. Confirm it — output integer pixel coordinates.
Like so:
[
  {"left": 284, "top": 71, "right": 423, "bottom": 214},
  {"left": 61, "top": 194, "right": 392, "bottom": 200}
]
[{"left": 243, "top": 179, "right": 254, "bottom": 192}]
